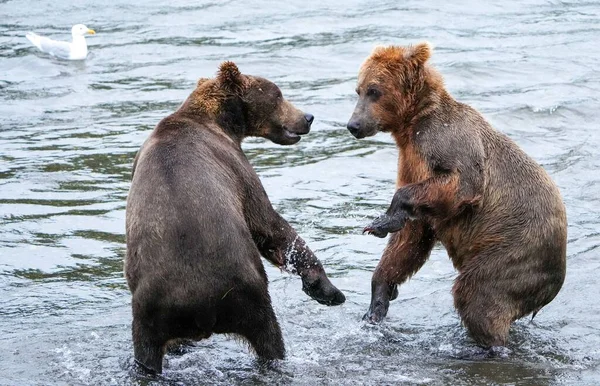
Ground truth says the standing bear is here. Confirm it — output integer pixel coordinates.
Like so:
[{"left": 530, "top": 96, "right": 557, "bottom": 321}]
[
  {"left": 126, "top": 61, "right": 345, "bottom": 374},
  {"left": 347, "top": 43, "right": 567, "bottom": 347}
]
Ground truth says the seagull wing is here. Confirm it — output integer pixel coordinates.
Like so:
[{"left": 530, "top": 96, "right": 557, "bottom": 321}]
[{"left": 26, "top": 32, "right": 72, "bottom": 59}]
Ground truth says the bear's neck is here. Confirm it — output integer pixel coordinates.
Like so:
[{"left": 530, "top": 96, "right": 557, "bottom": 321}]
[
  {"left": 212, "top": 95, "right": 247, "bottom": 144},
  {"left": 392, "top": 64, "right": 454, "bottom": 147},
  {"left": 178, "top": 90, "right": 248, "bottom": 145},
  {"left": 392, "top": 85, "right": 453, "bottom": 148}
]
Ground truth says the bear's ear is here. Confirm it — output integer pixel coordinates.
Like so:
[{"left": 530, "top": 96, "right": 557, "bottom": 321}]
[
  {"left": 217, "top": 61, "right": 245, "bottom": 94},
  {"left": 197, "top": 77, "right": 210, "bottom": 87},
  {"left": 405, "top": 42, "right": 432, "bottom": 65}
]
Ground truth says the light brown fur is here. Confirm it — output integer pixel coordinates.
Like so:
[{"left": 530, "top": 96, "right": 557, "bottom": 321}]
[{"left": 349, "top": 43, "right": 567, "bottom": 348}]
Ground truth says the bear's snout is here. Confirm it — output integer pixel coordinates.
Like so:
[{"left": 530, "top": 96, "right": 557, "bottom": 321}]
[
  {"left": 304, "top": 113, "right": 314, "bottom": 126},
  {"left": 288, "top": 113, "right": 313, "bottom": 135},
  {"left": 347, "top": 120, "right": 362, "bottom": 138},
  {"left": 298, "top": 112, "right": 314, "bottom": 134}
]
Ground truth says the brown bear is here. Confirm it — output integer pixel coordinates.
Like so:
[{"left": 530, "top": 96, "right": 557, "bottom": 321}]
[
  {"left": 346, "top": 43, "right": 567, "bottom": 348},
  {"left": 125, "top": 61, "right": 345, "bottom": 374}
]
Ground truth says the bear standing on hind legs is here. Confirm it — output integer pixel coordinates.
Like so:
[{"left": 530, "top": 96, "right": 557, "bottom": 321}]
[
  {"left": 347, "top": 43, "right": 567, "bottom": 348},
  {"left": 125, "top": 61, "right": 345, "bottom": 374}
]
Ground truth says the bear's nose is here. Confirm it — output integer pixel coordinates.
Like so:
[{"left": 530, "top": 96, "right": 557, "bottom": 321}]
[
  {"left": 347, "top": 120, "right": 360, "bottom": 136},
  {"left": 304, "top": 113, "right": 314, "bottom": 126}
]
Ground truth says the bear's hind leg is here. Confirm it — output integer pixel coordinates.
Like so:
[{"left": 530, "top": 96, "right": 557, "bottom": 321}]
[
  {"left": 453, "top": 272, "right": 514, "bottom": 348},
  {"left": 459, "top": 306, "right": 512, "bottom": 348},
  {"left": 233, "top": 292, "right": 285, "bottom": 361},
  {"left": 132, "top": 316, "right": 168, "bottom": 374},
  {"left": 244, "top": 305, "right": 285, "bottom": 360}
]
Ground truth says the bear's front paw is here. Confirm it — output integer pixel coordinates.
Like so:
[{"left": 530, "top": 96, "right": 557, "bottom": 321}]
[
  {"left": 362, "top": 301, "right": 388, "bottom": 325},
  {"left": 363, "top": 224, "right": 389, "bottom": 238},
  {"left": 363, "top": 212, "right": 408, "bottom": 238},
  {"left": 302, "top": 274, "right": 346, "bottom": 306}
]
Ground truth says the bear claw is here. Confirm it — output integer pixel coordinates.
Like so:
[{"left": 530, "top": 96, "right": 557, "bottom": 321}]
[
  {"left": 363, "top": 226, "right": 388, "bottom": 238},
  {"left": 363, "top": 212, "right": 409, "bottom": 238}
]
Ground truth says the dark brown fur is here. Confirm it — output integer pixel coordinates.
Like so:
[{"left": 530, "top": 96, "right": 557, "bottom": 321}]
[
  {"left": 125, "top": 62, "right": 344, "bottom": 374},
  {"left": 348, "top": 43, "right": 567, "bottom": 347}
]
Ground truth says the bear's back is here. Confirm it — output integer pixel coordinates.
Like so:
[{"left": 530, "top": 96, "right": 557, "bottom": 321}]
[
  {"left": 441, "top": 102, "right": 563, "bottom": 216},
  {"left": 126, "top": 116, "right": 262, "bottom": 287},
  {"left": 129, "top": 117, "right": 247, "bottom": 219},
  {"left": 439, "top": 102, "right": 566, "bottom": 261},
  {"left": 473, "top": 111, "right": 564, "bottom": 223}
]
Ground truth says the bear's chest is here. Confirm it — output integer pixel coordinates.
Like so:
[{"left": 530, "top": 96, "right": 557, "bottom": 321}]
[{"left": 396, "top": 142, "right": 431, "bottom": 188}]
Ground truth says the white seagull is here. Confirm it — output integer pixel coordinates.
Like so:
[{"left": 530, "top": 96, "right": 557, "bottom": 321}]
[{"left": 26, "top": 24, "right": 96, "bottom": 60}]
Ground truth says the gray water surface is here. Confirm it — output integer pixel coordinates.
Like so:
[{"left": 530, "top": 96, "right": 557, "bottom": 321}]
[{"left": 1, "top": 0, "right": 599, "bottom": 385}]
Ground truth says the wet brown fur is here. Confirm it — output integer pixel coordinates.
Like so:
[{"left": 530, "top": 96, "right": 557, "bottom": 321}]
[
  {"left": 351, "top": 43, "right": 567, "bottom": 347},
  {"left": 126, "top": 62, "right": 344, "bottom": 374}
]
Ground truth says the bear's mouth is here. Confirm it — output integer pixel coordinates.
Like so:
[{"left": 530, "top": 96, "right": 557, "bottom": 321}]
[
  {"left": 283, "top": 129, "right": 300, "bottom": 140},
  {"left": 282, "top": 126, "right": 308, "bottom": 141}
]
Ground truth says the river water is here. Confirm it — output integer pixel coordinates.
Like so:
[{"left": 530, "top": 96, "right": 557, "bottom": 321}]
[{"left": 1, "top": 0, "right": 599, "bottom": 385}]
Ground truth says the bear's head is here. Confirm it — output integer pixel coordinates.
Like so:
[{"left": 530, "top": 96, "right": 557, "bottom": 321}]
[
  {"left": 191, "top": 62, "right": 313, "bottom": 145},
  {"left": 347, "top": 42, "right": 441, "bottom": 139}
]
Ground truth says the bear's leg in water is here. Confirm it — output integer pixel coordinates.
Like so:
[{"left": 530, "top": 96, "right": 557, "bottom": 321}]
[
  {"left": 453, "top": 266, "right": 515, "bottom": 347},
  {"left": 364, "top": 220, "right": 436, "bottom": 324},
  {"left": 132, "top": 314, "right": 167, "bottom": 374},
  {"left": 237, "top": 296, "right": 285, "bottom": 360}
]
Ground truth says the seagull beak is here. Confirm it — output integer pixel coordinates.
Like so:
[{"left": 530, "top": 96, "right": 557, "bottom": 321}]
[{"left": 87, "top": 29, "right": 96, "bottom": 35}]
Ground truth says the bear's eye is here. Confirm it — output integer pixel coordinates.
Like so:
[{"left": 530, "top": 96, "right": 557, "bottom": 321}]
[{"left": 366, "top": 87, "right": 380, "bottom": 97}]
